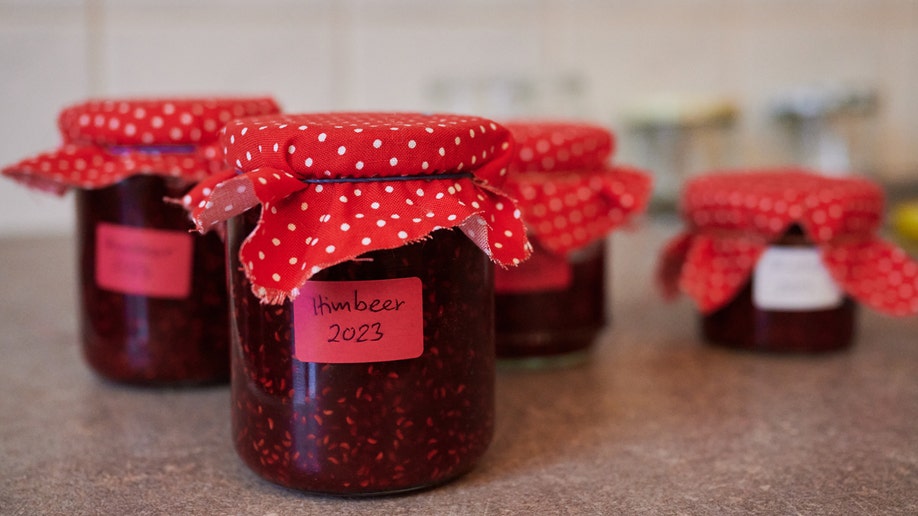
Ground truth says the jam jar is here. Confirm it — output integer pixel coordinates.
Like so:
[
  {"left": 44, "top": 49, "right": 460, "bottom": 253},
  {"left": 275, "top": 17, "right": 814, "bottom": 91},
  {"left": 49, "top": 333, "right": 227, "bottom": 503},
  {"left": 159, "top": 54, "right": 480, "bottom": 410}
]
[
  {"left": 658, "top": 169, "right": 918, "bottom": 353},
  {"left": 185, "top": 113, "right": 531, "bottom": 495},
  {"left": 701, "top": 224, "right": 856, "bottom": 352},
  {"left": 495, "top": 240, "right": 606, "bottom": 364},
  {"left": 1, "top": 97, "right": 281, "bottom": 384},
  {"left": 494, "top": 121, "right": 652, "bottom": 366}
]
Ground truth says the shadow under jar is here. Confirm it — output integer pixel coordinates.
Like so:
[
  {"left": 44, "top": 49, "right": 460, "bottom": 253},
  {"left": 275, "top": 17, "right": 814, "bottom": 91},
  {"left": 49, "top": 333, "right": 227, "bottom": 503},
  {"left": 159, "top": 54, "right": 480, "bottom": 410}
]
[
  {"left": 227, "top": 209, "right": 495, "bottom": 495},
  {"left": 701, "top": 225, "right": 856, "bottom": 353},
  {"left": 495, "top": 240, "right": 607, "bottom": 366},
  {"left": 76, "top": 174, "right": 229, "bottom": 385}
]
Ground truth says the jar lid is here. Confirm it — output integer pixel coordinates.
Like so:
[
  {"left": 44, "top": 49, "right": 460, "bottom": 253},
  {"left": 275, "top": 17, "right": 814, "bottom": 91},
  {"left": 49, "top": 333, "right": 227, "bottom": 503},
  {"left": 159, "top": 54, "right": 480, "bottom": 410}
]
[
  {"left": 186, "top": 112, "right": 532, "bottom": 304},
  {"left": 502, "top": 120, "right": 651, "bottom": 255},
  {"left": 680, "top": 169, "right": 884, "bottom": 241},
  {"left": 659, "top": 169, "right": 918, "bottom": 316},
  {"left": 1, "top": 96, "right": 281, "bottom": 194},
  {"left": 503, "top": 120, "right": 614, "bottom": 173}
]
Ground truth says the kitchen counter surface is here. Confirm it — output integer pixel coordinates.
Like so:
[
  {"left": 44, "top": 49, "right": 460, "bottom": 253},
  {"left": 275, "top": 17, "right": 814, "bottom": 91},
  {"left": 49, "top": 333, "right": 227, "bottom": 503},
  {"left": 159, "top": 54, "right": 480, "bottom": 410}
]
[{"left": 2, "top": 219, "right": 916, "bottom": 515}]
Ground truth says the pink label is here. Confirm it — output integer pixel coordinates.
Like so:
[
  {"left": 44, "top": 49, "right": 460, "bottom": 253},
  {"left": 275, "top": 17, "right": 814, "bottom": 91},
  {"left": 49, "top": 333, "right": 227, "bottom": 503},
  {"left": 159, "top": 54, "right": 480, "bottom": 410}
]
[
  {"left": 495, "top": 250, "right": 572, "bottom": 293},
  {"left": 95, "top": 222, "right": 193, "bottom": 299},
  {"left": 293, "top": 278, "right": 424, "bottom": 364}
]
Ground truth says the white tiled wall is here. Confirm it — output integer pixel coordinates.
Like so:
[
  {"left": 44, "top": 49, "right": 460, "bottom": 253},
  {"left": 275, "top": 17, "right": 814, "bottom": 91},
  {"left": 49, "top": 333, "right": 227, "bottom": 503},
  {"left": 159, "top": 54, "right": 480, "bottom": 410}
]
[{"left": 2, "top": 0, "right": 916, "bottom": 236}]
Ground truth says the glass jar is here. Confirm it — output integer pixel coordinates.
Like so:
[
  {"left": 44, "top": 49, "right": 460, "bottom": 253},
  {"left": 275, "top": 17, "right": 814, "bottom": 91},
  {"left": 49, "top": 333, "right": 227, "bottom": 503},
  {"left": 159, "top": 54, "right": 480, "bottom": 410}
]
[
  {"left": 189, "top": 112, "right": 530, "bottom": 494},
  {"left": 494, "top": 120, "right": 652, "bottom": 367},
  {"left": 660, "top": 170, "right": 918, "bottom": 347},
  {"left": 1, "top": 96, "right": 281, "bottom": 385},
  {"left": 495, "top": 240, "right": 606, "bottom": 366},
  {"left": 701, "top": 225, "right": 856, "bottom": 352},
  {"left": 227, "top": 209, "right": 494, "bottom": 495},
  {"left": 76, "top": 174, "right": 229, "bottom": 384}
]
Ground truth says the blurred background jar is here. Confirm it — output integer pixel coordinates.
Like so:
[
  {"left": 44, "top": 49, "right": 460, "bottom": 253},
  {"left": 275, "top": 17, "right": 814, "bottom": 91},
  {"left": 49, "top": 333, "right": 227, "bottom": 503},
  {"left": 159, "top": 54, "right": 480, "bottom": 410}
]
[
  {"left": 495, "top": 120, "right": 652, "bottom": 367},
  {"left": 658, "top": 169, "right": 918, "bottom": 353},
  {"left": 1, "top": 96, "right": 281, "bottom": 385}
]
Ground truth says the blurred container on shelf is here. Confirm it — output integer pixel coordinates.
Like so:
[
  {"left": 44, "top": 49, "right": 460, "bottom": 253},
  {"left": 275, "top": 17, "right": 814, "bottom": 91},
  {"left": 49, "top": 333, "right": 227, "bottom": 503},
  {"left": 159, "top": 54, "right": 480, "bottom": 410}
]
[
  {"left": 771, "top": 84, "right": 879, "bottom": 176},
  {"left": 426, "top": 72, "right": 587, "bottom": 119},
  {"left": 621, "top": 94, "right": 738, "bottom": 211}
]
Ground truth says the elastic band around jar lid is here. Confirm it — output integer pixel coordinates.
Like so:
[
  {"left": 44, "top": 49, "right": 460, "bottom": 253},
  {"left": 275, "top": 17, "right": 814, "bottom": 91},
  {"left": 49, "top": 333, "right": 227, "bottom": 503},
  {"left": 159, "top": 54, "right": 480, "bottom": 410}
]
[
  {"left": 107, "top": 144, "right": 199, "bottom": 155},
  {"left": 299, "top": 171, "right": 474, "bottom": 184}
]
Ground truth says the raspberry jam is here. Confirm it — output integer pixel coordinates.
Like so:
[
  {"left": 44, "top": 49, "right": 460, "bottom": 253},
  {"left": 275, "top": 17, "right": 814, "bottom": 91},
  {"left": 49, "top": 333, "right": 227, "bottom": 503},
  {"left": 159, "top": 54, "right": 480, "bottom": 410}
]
[
  {"left": 76, "top": 174, "right": 229, "bottom": 385},
  {"left": 495, "top": 240, "right": 606, "bottom": 365},
  {"left": 701, "top": 226, "right": 856, "bottom": 352},
  {"left": 227, "top": 210, "right": 495, "bottom": 495}
]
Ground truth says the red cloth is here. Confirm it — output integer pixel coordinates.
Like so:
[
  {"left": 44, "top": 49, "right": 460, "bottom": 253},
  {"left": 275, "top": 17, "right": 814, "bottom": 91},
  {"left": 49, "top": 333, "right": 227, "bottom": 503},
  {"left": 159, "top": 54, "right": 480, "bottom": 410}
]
[
  {"left": 658, "top": 170, "right": 918, "bottom": 316},
  {"left": 502, "top": 120, "right": 652, "bottom": 255},
  {"left": 2, "top": 97, "right": 281, "bottom": 194},
  {"left": 504, "top": 121, "right": 616, "bottom": 173},
  {"left": 185, "top": 112, "right": 532, "bottom": 304}
]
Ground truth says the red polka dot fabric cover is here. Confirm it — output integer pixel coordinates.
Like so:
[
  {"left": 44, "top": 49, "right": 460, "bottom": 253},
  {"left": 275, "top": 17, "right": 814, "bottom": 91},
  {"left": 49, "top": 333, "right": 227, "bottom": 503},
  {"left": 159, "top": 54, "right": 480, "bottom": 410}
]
[
  {"left": 185, "top": 112, "right": 532, "bottom": 304},
  {"left": 502, "top": 121, "right": 652, "bottom": 255},
  {"left": 658, "top": 170, "right": 918, "bottom": 316},
  {"left": 1, "top": 97, "right": 281, "bottom": 195}
]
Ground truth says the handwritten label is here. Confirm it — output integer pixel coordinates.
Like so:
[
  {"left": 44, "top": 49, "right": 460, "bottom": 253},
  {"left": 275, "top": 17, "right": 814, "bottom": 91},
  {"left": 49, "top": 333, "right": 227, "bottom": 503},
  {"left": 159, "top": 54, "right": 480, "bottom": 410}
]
[
  {"left": 95, "top": 222, "right": 193, "bottom": 299},
  {"left": 495, "top": 250, "right": 572, "bottom": 293},
  {"left": 292, "top": 278, "right": 423, "bottom": 363},
  {"left": 753, "top": 246, "right": 843, "bottom": 311}
]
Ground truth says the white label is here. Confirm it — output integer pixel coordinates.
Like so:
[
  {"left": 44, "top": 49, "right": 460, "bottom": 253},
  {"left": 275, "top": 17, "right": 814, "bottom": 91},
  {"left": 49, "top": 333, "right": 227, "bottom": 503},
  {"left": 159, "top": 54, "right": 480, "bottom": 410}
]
[{"left": 753, "top": 246, "right": 843, "bottom": 311}]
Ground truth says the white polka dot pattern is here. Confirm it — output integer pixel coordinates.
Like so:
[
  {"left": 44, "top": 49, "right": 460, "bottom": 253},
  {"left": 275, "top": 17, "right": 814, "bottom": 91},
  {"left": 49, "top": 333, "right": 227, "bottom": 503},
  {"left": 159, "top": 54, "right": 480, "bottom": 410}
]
[
  {"left": 658, "top": 169, "right": 918, "bottom": 316},
  {"left": 502, "top": 121, "right": 652, "bottom": 255},
  {"left": 680, "top": 171, "right": 885, "bottom": 240},
  {"left": 504, "top": 120, "right": 614, "bottom": 173},
  {"left": 185, "top": 112, "right": 531, "bottom": 304},
  {"left": 1, "top": 97, "right": 281, "bottom": 194}
]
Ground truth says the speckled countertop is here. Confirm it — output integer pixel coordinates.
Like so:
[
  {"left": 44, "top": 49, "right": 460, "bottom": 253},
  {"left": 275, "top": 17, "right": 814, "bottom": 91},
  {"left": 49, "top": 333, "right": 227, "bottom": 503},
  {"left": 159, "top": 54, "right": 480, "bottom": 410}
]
[{"left": 2, "top": 219, "right": 916, "bottom": 515}]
